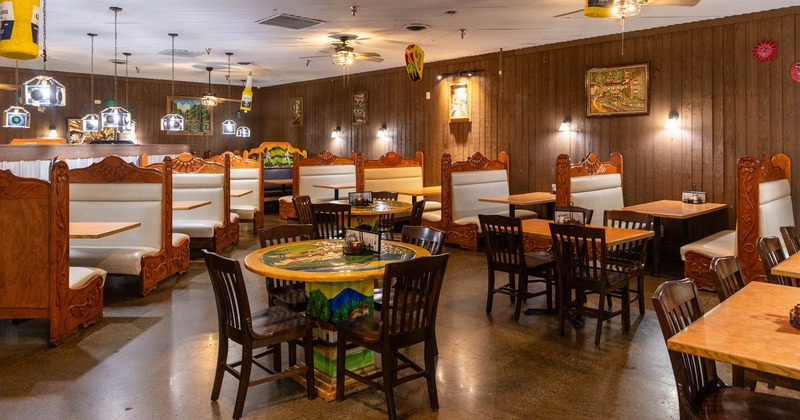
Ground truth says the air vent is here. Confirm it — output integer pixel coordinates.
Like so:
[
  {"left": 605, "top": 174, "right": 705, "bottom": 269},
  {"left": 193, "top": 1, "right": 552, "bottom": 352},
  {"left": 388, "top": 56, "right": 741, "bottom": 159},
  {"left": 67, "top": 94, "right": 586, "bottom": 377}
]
[
  {"left": 158, "top": 48, "right": 206, "bottom": 58},
  {"left": 256, "top": 13, "right": 324, "bottom": 30},
  {"left": 403, "top": 23, "right": 430, "bottom": 32}
]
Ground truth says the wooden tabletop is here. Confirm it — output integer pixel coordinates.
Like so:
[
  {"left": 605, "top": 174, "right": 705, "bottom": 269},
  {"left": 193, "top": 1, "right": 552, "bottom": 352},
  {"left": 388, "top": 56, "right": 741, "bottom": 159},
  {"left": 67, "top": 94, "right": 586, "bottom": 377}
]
[
  {"left": 479, "top": 192, "right": 555, "bottom": 206},
  {"left": 69, "top": 221, "right": 141, "bottom": 239},
  {"left": 622, "top": 199, "right": 728, "bottom": 219},
  {"left": 313, "top": 183, "right": 356, "bottom": 190},
  {"left": 173, "top": 200, "right": 211, "bottom": 210},
  {"left": 668, "top": 281, "right": 800, "bottom": 381},
  {"left": 771, "top": 251, "right": 800, "bottom": 278},
  {"left": 230, "top": 189, "right": 253, "bottom": 197},
  {"left": 244, "top": 239, "right": 430, "bottom": 282},
  {"left": 520, "top": 218, "right": 654, "bottom": 247},
  {"left": 391, "top": 186, "right": 442, "bottom": 196},
  {"left": 264, "top": 178, "right": 292, "bottom": 185},
  {"left": 330, "top": 199, "right": 412, "bottom": 216}
]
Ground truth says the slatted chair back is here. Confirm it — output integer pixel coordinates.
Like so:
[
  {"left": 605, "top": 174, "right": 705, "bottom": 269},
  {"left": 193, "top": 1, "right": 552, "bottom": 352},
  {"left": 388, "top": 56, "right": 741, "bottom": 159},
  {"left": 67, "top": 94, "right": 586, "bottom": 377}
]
[
  {"left": 401, "top": 226, "right": 446, "bottom": 255},
  {"left": 258, "top": 224, "right": 314, "bottom": 309},
  {"left": 780, "top": 226, "right": 800, "bottom": 256},
  {"left": 603, "top": 210, "right": 653, "bottom": 265},
  {"left": 293, "top": 195, "right": 313, "bottom": 225},
  {"left": 757, "top": 236, "right": 794, "bottom": 286},
  {"left": 409, "top": 198, "right": 427, "bottom": 227},
  {"left": 382, "top": 254, "right": 449, "bottom": 341},
  {"left": 372, "top": 191, "right": 399, "bottom": 237},
  {"left": 709, "top": 256, "right": 746, "bottom": 302},
  {"left": 310, "top": 202, "right": 351, "bottom": 239}
]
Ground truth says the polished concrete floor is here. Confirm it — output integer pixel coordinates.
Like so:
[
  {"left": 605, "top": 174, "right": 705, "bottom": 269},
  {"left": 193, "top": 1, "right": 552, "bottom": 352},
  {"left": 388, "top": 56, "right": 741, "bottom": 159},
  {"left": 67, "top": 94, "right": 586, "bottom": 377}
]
[{"left": 1, "top": 215, "right": 796, "bottom": 419}]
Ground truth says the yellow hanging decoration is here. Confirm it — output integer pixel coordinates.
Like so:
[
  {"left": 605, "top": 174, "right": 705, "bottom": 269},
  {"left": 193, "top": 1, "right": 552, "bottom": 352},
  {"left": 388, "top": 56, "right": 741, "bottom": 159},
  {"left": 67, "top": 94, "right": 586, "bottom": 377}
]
[{"left": 0, "top": 0, "right": 40, "bottom": 60}]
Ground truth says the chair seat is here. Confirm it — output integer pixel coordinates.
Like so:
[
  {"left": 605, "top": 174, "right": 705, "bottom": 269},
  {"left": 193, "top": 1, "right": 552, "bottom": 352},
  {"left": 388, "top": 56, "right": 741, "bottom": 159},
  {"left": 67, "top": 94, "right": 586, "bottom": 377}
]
[
  {"left": 250, "top": 306, "right": 313, "bottom": 339},
  {"left": 700, "top": 386, "right": 800, "bottom": 417},
  {"left": 525, "top": 251, "right": 554, "bottom": 269}
]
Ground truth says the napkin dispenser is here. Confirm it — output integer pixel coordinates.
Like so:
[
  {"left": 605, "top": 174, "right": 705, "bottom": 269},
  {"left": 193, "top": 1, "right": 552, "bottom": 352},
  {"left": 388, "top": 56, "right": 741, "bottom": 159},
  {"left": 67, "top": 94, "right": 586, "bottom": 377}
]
[{"left": 681, "top": 190, "right": 707, "bottom": 204}]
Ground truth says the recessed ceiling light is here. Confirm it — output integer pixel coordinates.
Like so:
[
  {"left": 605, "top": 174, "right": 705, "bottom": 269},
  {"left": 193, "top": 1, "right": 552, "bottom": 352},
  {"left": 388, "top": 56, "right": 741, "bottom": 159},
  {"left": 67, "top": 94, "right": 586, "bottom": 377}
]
[{"left": 403, "top": 23, "right": 430, "bottom": 32}]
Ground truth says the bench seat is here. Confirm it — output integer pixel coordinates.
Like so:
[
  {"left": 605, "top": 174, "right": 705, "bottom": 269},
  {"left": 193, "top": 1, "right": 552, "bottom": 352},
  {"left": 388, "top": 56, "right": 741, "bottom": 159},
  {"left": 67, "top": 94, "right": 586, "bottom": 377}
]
[
  {"left": 680, "top": 230, "right": 736, "bottom": 261},
  {"left": 174, "top": 220, "right": 224, "bottom": 238},
  {"left": 70, "top": 233, "right": 189, "bottom": 275},
  {"left": 69, "top": 267, "right": 108, "bottom": 289}
]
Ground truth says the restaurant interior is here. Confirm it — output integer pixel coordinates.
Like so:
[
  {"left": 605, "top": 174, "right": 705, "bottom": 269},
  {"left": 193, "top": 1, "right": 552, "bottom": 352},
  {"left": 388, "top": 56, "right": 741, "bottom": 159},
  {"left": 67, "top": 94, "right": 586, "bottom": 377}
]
[{"left": 3, "top": 1, "right": 800, "bottom": 419}]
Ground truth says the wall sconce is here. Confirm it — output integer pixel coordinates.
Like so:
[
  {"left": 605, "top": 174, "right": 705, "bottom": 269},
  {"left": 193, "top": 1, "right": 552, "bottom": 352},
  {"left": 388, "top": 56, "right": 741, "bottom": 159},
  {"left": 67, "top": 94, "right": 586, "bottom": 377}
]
[
  {"left": 559, "top": 117, "right": 572, "bottom": 132},
  {"left": 331, "top": 126, "right": 342, "bottom": 139},
  {"left": 437, "top": 68, "right": 484, "bottom": 80},
  {"left": 47, "top": 125, "right": 58, "bottom": 138},
  {"left": 377, "top": 124, "right": 387, "bottom": 138},
  {"left": 665, "top": 111, "right": 679, "bottom": 129}
]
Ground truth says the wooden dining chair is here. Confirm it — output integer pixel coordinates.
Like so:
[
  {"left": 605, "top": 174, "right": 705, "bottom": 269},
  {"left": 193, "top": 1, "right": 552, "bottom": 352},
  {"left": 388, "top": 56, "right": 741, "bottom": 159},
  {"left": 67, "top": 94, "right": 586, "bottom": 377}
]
[
  {"left": 292, "top": 195, "right": 314, "bottom": 225},
  {"left": 257, "top": 224, "right": 313, "bottom": 312},
  {"left": 202, "top": 249, "right": 315, "bottom": 419},
  {"left": 409, "top": 198, "right": 427, "bottom": 227},
  {"left": 372, "top": 191, "right": 399, "bottom": 239},
  {"left": 480, "top": 214, "right": 555, "bottom": 321},
  {"left": 652, "top": 278, "right": 800, "bottom": 418},
  {"left": 756, "top": 236, "right": 795, "bottom": 286},
  {"left": 310, "top": 202, "right": 351, "bottom": 239},
  {"left": 603, "top": 210, "right": 653, "bottom": 315},
  {"left": 709, "top": 256, "right": 746, "bottom": 302},
  {"left": 780, "top": 225, "right": 800, "bottom": 256},
  {"left": 549, "top": 223, "right": 631, "bottom": 345},
  {"left": 336, "top": 254, "right": 449, "bottom": 420}
]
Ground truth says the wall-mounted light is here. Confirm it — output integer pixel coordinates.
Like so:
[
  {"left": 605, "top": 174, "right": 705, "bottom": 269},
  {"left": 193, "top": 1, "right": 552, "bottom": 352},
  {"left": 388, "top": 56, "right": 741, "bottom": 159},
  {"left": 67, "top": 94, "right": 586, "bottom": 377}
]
[
  {"left": 437, "top": 68, "right": 484, "bottom": 80},
  {"left": 47, "top": 125, "right": 58, "bottom": 138},
  {"left": 665, "top": 111, "right": 679, "bottom": 129},
  {"left": 377, "top": 124, "right": 387, "bottom": 138},
  {"left": 559, "top": 117, "right": 572, "bottom": 132},
  {"left": 331, "top": 126, "right": 342, "bottom": 139}
]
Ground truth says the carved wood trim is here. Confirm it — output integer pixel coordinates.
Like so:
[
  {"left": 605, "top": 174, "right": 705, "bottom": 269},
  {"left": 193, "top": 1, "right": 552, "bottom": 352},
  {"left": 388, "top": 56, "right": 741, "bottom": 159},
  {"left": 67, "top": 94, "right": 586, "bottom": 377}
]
[
  {"left": 683, "top": 251, "right": 716, "bottom": 291},
  {"left": 555, "top": 152, "right": 624, "bottom": 207},
  {"left": 279, "top": 200, "right": 296, "bottom": 219},
  {"left": 355, "top": 152, "right": 365, "bottom": 192},
  {"left": 69, "top": 155, "right": 163, "bottom": 183},
  {"left": 555, "top": 154, "right": 571, "bottom": 207},
  {"left": 441, "top": 153, "right": 454, "bottom": 224}
]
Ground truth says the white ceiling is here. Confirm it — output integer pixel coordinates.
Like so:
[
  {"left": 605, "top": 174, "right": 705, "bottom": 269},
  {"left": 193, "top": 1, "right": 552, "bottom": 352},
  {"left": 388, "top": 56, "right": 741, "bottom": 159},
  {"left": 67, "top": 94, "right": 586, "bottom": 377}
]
[{"left": 7, "top": 0, "right": 799, "bottom": 88}]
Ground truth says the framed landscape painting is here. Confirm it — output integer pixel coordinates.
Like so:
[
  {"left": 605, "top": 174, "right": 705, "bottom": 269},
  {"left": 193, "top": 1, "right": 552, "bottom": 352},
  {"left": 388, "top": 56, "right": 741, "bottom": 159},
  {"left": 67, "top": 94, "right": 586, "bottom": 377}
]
[
  {"left": 586, "top": 63, "right": 649, "bottom": 117},
  {"left": 167, "top": 96, "right": 213, "bottom": 135}
]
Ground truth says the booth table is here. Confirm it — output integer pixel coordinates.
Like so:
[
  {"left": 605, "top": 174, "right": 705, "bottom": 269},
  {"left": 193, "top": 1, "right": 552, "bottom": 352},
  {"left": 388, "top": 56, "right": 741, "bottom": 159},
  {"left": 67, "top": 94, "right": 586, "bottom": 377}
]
[
  {"left": 771, "top": 250, "right": 800, "bottom": 279},
  {"left": 391, "top": 186, "right": 441, "bottom": 205},
  {"left": 479, "top": 192, "right": 555, "bottom": 218},
  {"left": 230, "top": 189, "right": 252, "bottom": 197},
  {"left": 622, "top": 200, "right": 728, "bottom": 276},
  {"left": 244, "top": 238, "right": 430, "bottom": 401},
  {"left": 172, "top": 200, "right": 211, "bottom": 210},
  {"left": 668, "top": 281, "right": 800, "bottom": 382},
  {"left": 312, "top": 182, "right": 356, "bottom": 200},
  {"left": 520, "top": 218, "right": 654, "bottom": 247},
  {"left": 68, "top": 222, "right": 141, "bottom": 239}
]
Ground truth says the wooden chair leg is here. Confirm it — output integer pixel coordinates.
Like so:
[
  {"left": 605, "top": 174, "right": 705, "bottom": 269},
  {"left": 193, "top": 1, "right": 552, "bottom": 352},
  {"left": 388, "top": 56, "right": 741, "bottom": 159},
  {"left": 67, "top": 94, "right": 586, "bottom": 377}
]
[
  {"left": 513, "top": 274, "right": 523, "bottom": 321},
  {"left": 272, "top": 343, "right": 282, "bottom": 373},
  {"left": 508, "top": 273, "right": 516, "bottom": 304},
  {"left": 211, "top": 336, "right": 228, "bottom": 400},
  {"left": 335, "top": 337, "right": 347, "bottom": 401},
  {"left": 288, "top": 340, "right": 297, "bottom": 367},
  {"left": 558, "top": 284, "right": 568, "bottom": 336},
  {"left": 425, "top": 337, "right": 439, "bottom": 410},
  {"left": 623, "top": 285, "right": 631, "bottom": 332},
  {"left": 233, "top": 346, "right": 253, "bottom": 420},
  {"left": 486, "top": 270, "right": 495, "bottom": 314},
  {"left": 637, "top": 272, "right": 645, "bottom": 315},
  {"left": 595, "top": 291, "right": 604, "bottom": 346},
  {"left": 383, "top": 351, "right": 398, "bottom": 420},
  {"left": 304, "top": 330, "right": 316, "bottom": 399}
]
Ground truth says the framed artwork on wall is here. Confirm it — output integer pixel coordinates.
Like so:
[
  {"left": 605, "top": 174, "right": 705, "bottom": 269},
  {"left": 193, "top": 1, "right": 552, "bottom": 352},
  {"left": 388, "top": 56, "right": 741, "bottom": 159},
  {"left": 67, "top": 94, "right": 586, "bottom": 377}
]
[
  {"left": 290, "top": 97, "right": 303, "bottom": 127},
  {"left": 352, "top": 91, "right": 367, "bottom": 125},
  {"left": 586, "top": 63, "right": 649, "bottom": 117},
  {"left": 449, "top": 81, "right": 470, "bottom": 122},
  {"left": 166, "top": 96, "right": 213, "bottom": 135}
]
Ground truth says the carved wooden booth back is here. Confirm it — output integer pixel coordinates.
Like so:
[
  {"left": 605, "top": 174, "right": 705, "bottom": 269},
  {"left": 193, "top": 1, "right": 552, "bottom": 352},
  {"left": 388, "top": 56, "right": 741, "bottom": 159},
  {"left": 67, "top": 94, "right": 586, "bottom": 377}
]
[
  {"left": 441, "top": 151, "right": 510, "bottom": 224},
  {"left": 555, "top": 152, "right": 624, "bottom": 225},
  {"left": 356, "top": 150, "right": 425, "bottom": 194}
]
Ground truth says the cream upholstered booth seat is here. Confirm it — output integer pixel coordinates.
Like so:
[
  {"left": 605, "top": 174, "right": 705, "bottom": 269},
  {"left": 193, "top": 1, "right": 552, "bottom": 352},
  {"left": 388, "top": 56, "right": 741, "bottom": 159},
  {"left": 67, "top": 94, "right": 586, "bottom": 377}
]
[
  {"left": 555, "top": 152, "right": 625, "bottom": 226},
  {"left": 206, "top": 152, "right": 263, "bottom": 232},
  {"left": 356, "top": 151, "right": 441, "bottom": 218},
  {"left": 279, "top": 151, "right": 356, "bottom": 219},
  {"left": 1, "top": 161, "right": 106, "bottom": 345},
  {"left": 423, "top": 151, "right": 535, "bottom": 250},
  {"left": 69, "top": 156, "right": 190, "bottom": 296},
  {"left": 681, "top": 154, "right": 793, "bottom": 288}
]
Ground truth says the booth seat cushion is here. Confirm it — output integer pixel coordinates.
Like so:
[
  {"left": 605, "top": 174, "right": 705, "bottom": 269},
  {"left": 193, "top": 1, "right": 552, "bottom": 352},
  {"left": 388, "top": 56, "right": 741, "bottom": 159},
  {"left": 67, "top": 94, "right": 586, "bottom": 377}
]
[
  {"left": 422, "top": 211, "right": 441, "bottom": 223},
  {"left": 173, "top": 233, "right": 190, "bottom": 247},
  {"left": 173, "top": 220, "right": 223, "bottom": 238},
  {"left": 230, "top": 213, "right": 240, "bottom": 223},
  {"left": 759, "top": 179, "right": 794, "bottom": 247},
  {"left": 70, "top": 246, "right": 160, "bottom": 275},
  {"left": 569, "top": 173, "right": 624, "bottom": 225},
  {"left": 231, "top": 205, "right": 258, "bottom": 220},
  {"left": 297, "top": 164, "right": 356, "bottom": 201},
  {"left": 424, "top": 201, "right": 442, "bottom": 212},
  {"left": 679, "top": 230, "right": 736, "bottom": 261},
  {"left": 69, "top": 266, "right": 107, "bottom": 289},
  {"left": 451, "top": 170, "right": 510, "bottom": 221},
  {"left": 456, "top": 210, "right": 538, "bottom": 232}
]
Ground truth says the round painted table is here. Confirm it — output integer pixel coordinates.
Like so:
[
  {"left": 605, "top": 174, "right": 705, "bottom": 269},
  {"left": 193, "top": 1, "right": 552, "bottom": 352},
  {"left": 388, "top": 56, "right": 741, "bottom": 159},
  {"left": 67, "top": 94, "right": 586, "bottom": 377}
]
[
  {"left": 244, "top": 238, "right": 430, "bottom": 400},
  {"left": 328, "top": 199, "right": 412, "bottom": 217}
]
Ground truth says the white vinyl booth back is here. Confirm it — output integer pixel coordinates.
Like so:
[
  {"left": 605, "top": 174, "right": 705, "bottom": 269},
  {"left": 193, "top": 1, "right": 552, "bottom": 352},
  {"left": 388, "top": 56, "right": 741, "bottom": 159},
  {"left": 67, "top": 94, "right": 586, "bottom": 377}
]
[
  {"left": 364, "top": 167, "right": 422, "bottom": 203},
  {"left": 448, "top": 170, "right": 537, "bottom": 228},
  {"left": 0, "top": 156, "right": 138, "bottom": 180},
  {"left": 569, "top": 173, "right": 624, "bottom": 226},
  {"left": 759, "top": 179, "right": 794, "bottom": 250},
  {"left": 230, "top": 168, "right": 261, "bottom": 220},
  {"left": 172, "top": 173, "right": 225, "bottom": 237},
  {"left": 296, "top": 164, "right": 356, "bottom": 201}
]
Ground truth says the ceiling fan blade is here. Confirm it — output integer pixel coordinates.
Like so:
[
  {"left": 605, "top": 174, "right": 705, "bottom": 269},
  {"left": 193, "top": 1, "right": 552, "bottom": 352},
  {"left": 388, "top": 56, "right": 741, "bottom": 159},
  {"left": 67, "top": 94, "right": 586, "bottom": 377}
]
[
  {"left": 646, "top": 0, "right": 700, "bottom": 6},
  {"left": 355, "top": 52, "right": 381, "bottom": 57},
  {"left": 554, "top": 9, "right": 583, "bottom": 18},
  {"left": 0, "top": 83, "right": 17, "bottom": 91},
  {"left": 355, "top": 55, "right": 384, "bottom": 63},
  {"left": 299, "top": 55, "right": 331, "bottom": 59}
]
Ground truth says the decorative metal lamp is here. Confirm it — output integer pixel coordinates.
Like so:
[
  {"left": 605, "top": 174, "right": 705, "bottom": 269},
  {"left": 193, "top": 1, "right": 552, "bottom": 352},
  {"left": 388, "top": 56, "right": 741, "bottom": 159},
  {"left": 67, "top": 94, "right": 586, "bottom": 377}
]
[
  {"left": 235, "top": 126, "right": 251, "bottom": 138},
  {"left": 3, "top": 105, "right": 30, "bottom": 128},
  {"left": 23, "top": 0, "right": 65, "bottom": 108},
  {"left": 82, "top": 33, "right": 99, "bottom": 133},
  {"left": 100, "top": 6, "right": 131, "bottom": 131},
  {"left": 161, "top": 33, "right": 184, "bottom": 131},
  {"left": 221, "top": 52, "right": 236, "bottom": 135}
]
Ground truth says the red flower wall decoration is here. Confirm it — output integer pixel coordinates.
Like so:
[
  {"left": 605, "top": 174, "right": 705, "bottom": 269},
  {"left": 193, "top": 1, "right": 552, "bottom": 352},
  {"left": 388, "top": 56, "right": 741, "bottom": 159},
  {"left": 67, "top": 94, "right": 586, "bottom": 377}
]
[
  {"left": 790, "top": 62, "right": 800, "bottom": 83},
  {"left": 753, "top": 40, "right": 777, "bottom": 62}
]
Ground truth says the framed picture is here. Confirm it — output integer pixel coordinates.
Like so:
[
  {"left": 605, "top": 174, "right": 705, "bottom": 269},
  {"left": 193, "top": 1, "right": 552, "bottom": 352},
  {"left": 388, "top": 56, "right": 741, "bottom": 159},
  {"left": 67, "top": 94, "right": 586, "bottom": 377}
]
[
  {"left": 290, "top": 97, "right": 303, "bottom": 127},
  {"left": 586, "top": 63, "right": 649, "bottom": 117},
  {"left": 554, "top": 209, "right": 586, "bottom": 226},
  {"left": 166, "top": 96, "right": 213, "bottom": 135},
  {"left": 352, "top": 91, "right": 367, "bottom": 125},
  {"left": 449, "top": 81, "right": 470, "bottom": 122},
  {"left": 66, "top": 118, "right": 83, "bottom": 143}
]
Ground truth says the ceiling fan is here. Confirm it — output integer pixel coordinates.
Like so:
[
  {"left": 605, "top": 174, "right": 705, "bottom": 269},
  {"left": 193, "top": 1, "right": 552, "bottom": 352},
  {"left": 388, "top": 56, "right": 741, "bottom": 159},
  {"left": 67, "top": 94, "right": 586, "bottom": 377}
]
[
  {"left": 556, "top": 0, "right": 701, "bottom": 19},
  {"left": 300, "top": 34, "right": 383, "bottom": 66},
  {"left": 200, "top": 67, "right": 239, "bottom": 107}
]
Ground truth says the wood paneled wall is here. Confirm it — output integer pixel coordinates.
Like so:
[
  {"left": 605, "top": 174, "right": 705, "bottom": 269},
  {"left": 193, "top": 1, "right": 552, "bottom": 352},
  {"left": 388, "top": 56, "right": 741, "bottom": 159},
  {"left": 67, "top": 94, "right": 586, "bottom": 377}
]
[
  {"left": 260, "top": 6, "right": 800, "bottom": 227},
  {"left": 0, "top": 69, "right": 264, "bottom": 155}
]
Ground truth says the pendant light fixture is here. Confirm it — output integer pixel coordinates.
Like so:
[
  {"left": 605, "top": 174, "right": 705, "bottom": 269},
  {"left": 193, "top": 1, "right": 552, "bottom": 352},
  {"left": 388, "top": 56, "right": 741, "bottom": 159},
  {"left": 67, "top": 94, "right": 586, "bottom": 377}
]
[
  {"left": 119, "top": 51, "right": 133, "bottom": 134},
  {"left": 201, "top": 67, "right": 220, "bottom": 107},
  {"left": 23, "top": 0, "right": 65, "bottom": 108},
  {"left": 3, "top": 61, "right": 30, "bottom": 128},
  {"left": 81, "top": 33, "right": 99, "bottom": 133},
  {"left": 235, "top": 74, "right": 250, "bottom": 138},
  {"left": 161, "top": 33, "right": 184, "bottom": 131},
  {"left": 101, "top": 6, "right": 131, "bottom": 131},
  {"left": 221, "top": 52, "right": 236, "bottom": 135}
]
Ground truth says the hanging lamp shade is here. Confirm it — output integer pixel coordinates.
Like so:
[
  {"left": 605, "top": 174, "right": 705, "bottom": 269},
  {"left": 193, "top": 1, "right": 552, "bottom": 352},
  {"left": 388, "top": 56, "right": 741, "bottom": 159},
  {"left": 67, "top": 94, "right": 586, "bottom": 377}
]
[
  {"left": 3, "top": 105, "right": 30, "bottom": 128},
  {"left": 222, "top": 119, "right": 236, "bottom": 135},
  {"left": 23, "top": 75, "right": 65, "bottom": 107},
  {"left": 161, "top": 113, "right": 184, "bottom": 131},
  {"left": 101, "top": 105, "right": 131, "bottom": 130},
  {"left": 235, "top": 126, "right": 250, "bottom": 138},
  {"left": 81, "top": 113, "right": 100, "bottom": 132}
]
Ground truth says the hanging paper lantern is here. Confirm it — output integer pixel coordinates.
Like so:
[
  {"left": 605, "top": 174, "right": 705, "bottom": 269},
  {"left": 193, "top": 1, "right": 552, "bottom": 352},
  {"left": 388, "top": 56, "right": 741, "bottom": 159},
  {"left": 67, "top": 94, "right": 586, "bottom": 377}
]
[
  {"left": 753, "top": 40, "right": 777, "bottom": 62},
  {"left": 790, "top": 61, "right": 800, "bottom": 83},
  {"left": 404, "top": 44, "right": 424, "bottom": 82}
]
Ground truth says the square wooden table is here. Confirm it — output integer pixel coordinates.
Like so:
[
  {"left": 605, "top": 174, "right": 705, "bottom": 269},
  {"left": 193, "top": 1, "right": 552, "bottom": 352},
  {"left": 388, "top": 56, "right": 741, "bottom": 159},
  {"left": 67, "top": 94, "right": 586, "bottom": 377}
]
[
  {"left": 668, "top": 281, "right": 800, "bottom": 381},
  {"left": 622, "top": 200, "right": 729, "bottom": 276},
  {"left": 230, "top": 189, "right": 253, "bottom": 197},
  {"left": 479, "top": 192, "right": 555, "bottom": 218},
  {"left": 391, "top": 186, "right": 442, "bottom": 205},
  {"left": 771, "top": 251, "right": 800, "bottom": 279},
  {"left": 69, "top": 221, "right": 141, "bottom": 239},
  {"left": 173, "top": 200, "right": 211, "bottom": 210},
  {"left": 520, "top": 218, "right": 654, "bottom": 247},
  {"left": 313, "top": 183, "right": 356, "bottom": 200}
]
